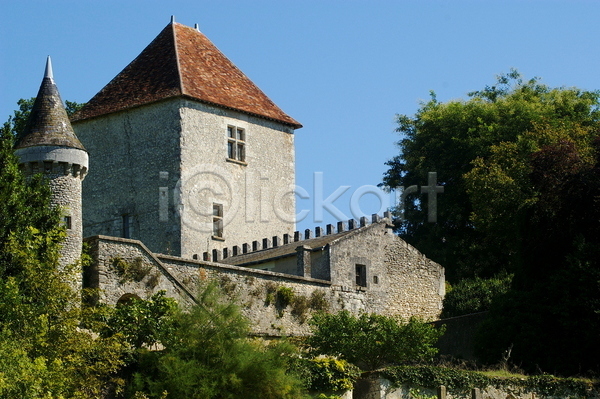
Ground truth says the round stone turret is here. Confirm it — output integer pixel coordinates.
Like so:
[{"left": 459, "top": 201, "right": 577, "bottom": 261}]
[{"left": 15, "top": 56, "right": 89, "bottom": 269}]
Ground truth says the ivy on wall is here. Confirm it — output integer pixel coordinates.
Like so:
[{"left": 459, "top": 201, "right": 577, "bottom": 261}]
[{"left": 381, "top": 366, "right": 597, "bottom": 398}]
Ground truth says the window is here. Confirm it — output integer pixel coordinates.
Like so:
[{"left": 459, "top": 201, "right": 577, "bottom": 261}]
[
  {"left": 212, "top": 203, "right": 223, "bottom": 238},
  {"left": 122, "top": 214, "right": 131, "bottom": 238},
  {"left": 355, "top": 264, "right": 367, "bottom": 287},
  {"left": 63, "top": 216, "right": 72, "bottom": 230},
  {"left": 227, "top": 125, "right": 245, "bottom": 162}
]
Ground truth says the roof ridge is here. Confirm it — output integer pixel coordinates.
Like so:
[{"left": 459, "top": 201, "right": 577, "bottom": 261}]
[
  {"left": 172, "top": 22, "right": 185, "bottom": 96},
  {"left": 73, "top": 22, "right": 301, "bottom": 128}
]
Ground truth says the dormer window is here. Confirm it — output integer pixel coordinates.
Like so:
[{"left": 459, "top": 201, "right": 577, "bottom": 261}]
[{"left": 227, "top": 125, "right": 246, "bottom": 163}]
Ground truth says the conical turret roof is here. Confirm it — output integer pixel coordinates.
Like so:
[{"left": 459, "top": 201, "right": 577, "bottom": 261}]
[
  {"left": 72, "top": 21, "right": 301, "bottom": 128},
  {"left": 15, "top": 57, "right": 86, "bottom": 150}
]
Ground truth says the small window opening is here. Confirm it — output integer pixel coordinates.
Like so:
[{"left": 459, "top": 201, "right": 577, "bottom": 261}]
[
  {"left": 355, "top": 264, "right": 367, "bottom": 287},
  {"left": 63, "top": 216, "right": 72, "bottom": 230},
  {"left": 122, "top": 214, "right": 131, "bottom": 238},
  {"left": 227, "top": 125, "right": 245, "bottom": 162},
  {"left": 373, "top": 275, "right": 379, "bottom": 284},
  {"left": 213, "top": 203, "right": 223, "bottom": 238}
]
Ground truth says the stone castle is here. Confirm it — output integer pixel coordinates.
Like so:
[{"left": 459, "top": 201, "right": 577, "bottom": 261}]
[{"left": 15, "top": 19, "right": 445, "bottom": 336}]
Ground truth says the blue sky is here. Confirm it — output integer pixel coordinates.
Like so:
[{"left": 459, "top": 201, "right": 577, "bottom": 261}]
[{"left": 2, "top": 1, "right": 600, "bottom": 232}]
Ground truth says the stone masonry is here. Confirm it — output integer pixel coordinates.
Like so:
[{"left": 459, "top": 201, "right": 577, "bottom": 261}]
[{"left": 85, "top": 216, "right": 445, "bottom": 337}]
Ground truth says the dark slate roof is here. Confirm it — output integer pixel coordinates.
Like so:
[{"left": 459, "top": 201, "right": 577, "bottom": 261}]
[
  {"left": 72, "top": 22, "right": 302, "bottom": 128},
  {"left": 15, "top": 57, "right": 86, "bottom": 150},
  {"left": 221, "top": 222, "right": 381, "bottom": 267}
]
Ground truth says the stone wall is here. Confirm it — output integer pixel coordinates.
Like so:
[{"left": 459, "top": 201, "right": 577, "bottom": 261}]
[
  {"left": 74, "top": 99, "right": 182, "bottom": 255},
  {"left": 178, "top": 99, "right": 296, "bottom": 257},
  {"left": 85, "top": 223, "right": 444, "bottom": 336},
  {"left": 74, "top": 97, "right": 297, "bottom": 259},
  {"left": 353, "top": 378, "right": 600, "bottom": 399},
  {"left": 17, "top": 150, "right": 87, "bottom": 270},
  {"left": 328, "top": 221, "right": 445, "bottom": 321}
]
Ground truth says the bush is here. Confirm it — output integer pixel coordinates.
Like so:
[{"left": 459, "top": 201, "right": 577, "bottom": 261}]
[
  {"left": 307, "top": 356, "right": 360, "bottom": 393},
  {"left": 309, "top": 290, "right": 329, "bottom": 312},
  {"left": 128, "top": 283, "right": 308, "bottom": 399},
  {"left": 277, "top": 286, "right": 295, "bottom": 307},
  {"left": 441, "top": 274, "right": 512, "bottom": 318},
  {"left": 308, "top": 311, "right": 444, "bottom": 371}
]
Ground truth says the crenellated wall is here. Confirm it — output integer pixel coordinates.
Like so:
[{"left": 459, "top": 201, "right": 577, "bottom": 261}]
[{"left": 84, "top": 216, "right": 444, "bottom": 336}]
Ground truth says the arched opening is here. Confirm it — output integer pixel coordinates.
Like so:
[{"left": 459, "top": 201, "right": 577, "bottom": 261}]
[{"left": 116, "top": 293, "right": 141, "bottom": 306}]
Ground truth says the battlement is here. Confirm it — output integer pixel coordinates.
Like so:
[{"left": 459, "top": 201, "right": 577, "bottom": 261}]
[
  {"left": 15, "top": 146, "right": 89, "bottom": 179},
  {"left": 197, "top": 212, "right": 393, "bottom": 262}
]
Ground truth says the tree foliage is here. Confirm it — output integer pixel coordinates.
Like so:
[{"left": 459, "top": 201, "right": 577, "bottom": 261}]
[
  {"left": 0, "top": 122, "right": 128, "bottom": 398},
  {"left": 382, "top": 70, "right": 600, "bottom": 281},
  {"left": 441, "top": 274, "right": 512, "bottom": 318},
  {"left": 127, "top": 283, "right": 308, "bottom": 399},
  {"left": 383, "top": 71, "right": 600, "bottom": 374},
  {"left": 307, "top": 311, "right": 443, "bottom": 371},
  {"left": 476, "top": 138, "right": 600, "bottom": 375}
]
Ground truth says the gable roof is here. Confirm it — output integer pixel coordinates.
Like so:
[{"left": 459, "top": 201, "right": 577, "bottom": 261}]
[
  {"left": 16, "top": 56, "right": 86, "bottom": 150},
  {"left": 72, "top": 22, "right": 302, "bottom": 128}
]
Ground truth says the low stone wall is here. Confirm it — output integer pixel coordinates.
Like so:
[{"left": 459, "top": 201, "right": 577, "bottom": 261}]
[
  {"left": 85, "top": 235, "right": 387, "bottom": 336},
  {"left": 353, "top": 378, "right": 599, "bottom": 399},
  {"left": 84, "top": 230, "right": 445, "bottom": 336}
]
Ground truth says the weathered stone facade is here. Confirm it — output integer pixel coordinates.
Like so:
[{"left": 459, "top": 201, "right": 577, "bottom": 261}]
[
  {"left": 19, "top": 22, "right": 446, "bottom": 335},
  {"left": 84, "top": 216, "right": 444, "bottom": 336},
  {"left": 74, "top": 97, "right": 296, "bottom": 257}
]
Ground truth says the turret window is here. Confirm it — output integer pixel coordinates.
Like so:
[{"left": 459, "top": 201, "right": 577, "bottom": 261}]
[
  {"left": 227, "top": 125, "right": 246, "bottom": 163},
  {"left": 122, "top": 214, "right": 131, "bottom": 238}
]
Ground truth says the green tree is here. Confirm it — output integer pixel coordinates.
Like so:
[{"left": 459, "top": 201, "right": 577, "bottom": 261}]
[
  {"left": 307, "top": 311, "right": 443, "bottom": 371},
  {"left": 440, "top": 274, "right": 512, "bottom": 318},
  {"left": 0, "top": 107, "right": 127, "bottom": 398},
  {"left": 101, "top": 291, "right": 178, "bottom": 350},
  {"left": 5, "top": 97, "right": 84, "bottom": 138},
  {"left": 476, "top": 138, "right": 600, "bottom": 375},
  {"left": 128, "top": 283, "right": 308, "bottom": 399},
  {"left": 382, "top": 70, "right": 600, "bottom": 281}
]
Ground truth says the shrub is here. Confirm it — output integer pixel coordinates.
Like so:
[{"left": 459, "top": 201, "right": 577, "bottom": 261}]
[
  {"left": 291, "top": 295, "right": 310, "bottom": 323},
  {"left": 307, "top": 356, "right": 360, "bottom": 393},
  {"left": 308, "top": 311, "right": 444, "bottom": 371},
  {"left": 112, "top": 257, "right": 152, "bottom": 283},
  {"left": 277, "top": 286, "right": 295, "bottom": 307},
  {"left": 441, "top": 274, "right": 512, "bottom": 318},
  {"left": 309, "top": 290, "right": 329, "bottom": 312},
  {"left": 128, "top": 283, "right": 308, "bottom": 399}
]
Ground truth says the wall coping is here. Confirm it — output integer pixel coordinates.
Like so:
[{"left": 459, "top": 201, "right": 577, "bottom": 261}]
[{"left": 85, "top": 235, "right": 333, "bottom": 287}]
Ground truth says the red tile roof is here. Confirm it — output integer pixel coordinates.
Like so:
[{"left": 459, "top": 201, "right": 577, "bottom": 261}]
[{"left": 72, "top": 23, "right": 301, "bottom": 128}]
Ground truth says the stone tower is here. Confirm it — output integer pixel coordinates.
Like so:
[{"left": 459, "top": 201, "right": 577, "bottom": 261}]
[
  {"left": 15, "top": 56, "right": 89, "bottom": 268},
  {"left": 72, "top": 19, "right": 301, "bottom": 258}
]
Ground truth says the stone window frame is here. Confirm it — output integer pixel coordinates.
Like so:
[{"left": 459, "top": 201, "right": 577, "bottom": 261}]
[
  {"left": 351, "top": 256, "right": 371, "bottom": 289},
  {"left": 226, "top": 125, "right": 247, "bottom": 164},
  {"left": 212, "top": 203, "right": 224, "bottom": 240},
  {"left": 355, "top": 264, "right": 367, "bottom": 287},
  {"left": 63, "top": 215, "right": 72, "bottom": 230}
]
